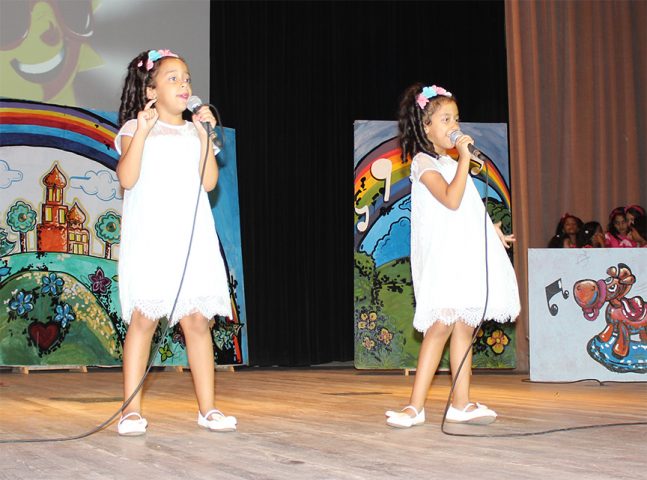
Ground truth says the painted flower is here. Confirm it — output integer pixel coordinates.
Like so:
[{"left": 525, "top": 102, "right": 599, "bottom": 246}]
[
  {"left": 9, "top": 291, "right": 34, "bottom": 316},
  {"left": 357, "top": 321, "right": 367, "bottom": 329},
  {"left": 54, "top": 303, "right": 75, "bottom": 328},
  {"left": 0, "top": 261, "right": 10, "bottom": 280},
  {"left": 88, "top": 267, "right": 111, "bottom": 294},
  {"left": 360, "top": 312, "right": 368, "bottom": 321},
  {"left": 6, "top": 201, "right": 37, "bottom": 232},
  {"left": 369, "top": 311, "right": 377, "bottom": 321},
  {"left": 367, "top": 321, "right": 376, "bottom": 330},
  {"left": 172, "top": 329, "right": 186, "bottom": 347},
  {"left": 486, "top": 329, "right": 509, "bottom": 354},
  {"left": 159, "top": 343, "right": 174, "bottom": 362},
  {"left": 362, "top": 336, "right": 375, "bottom": 351},
  {"left": 378, "top": 328, "right": 393, "bottom": 345},
  {"left": 41, "top": 273, "right": 64, "bottom": 296}
]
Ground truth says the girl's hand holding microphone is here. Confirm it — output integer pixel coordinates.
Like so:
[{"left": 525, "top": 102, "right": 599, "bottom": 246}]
[
  {"left": 192, "top": 105, "right": 217, "bottom": 141},
  {"left": 453, "top": 131, "right": 474, "bottom": 163}
]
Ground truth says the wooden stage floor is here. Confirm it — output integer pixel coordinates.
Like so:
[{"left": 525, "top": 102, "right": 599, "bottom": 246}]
[{"left": 0, "top": 367, "right": 645, "bottom": 479}]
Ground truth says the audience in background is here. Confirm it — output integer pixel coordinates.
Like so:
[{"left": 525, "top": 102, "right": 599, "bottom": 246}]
[
  {"left": 625, "top": 204, "right": 645, "bottom": 228},
  {"left": 577, "top": 221, "right": 605, "bottom": 248},
  {"left": 604, "top": 207, "right": 637, "bottom": 248},
  {"left": 629, "top": 215, "right": 647, "bottom": 247},
  {"left": 547, "top": 213, "right": 583, "bottom": 248},
  {"left": 547, "top": 204, "right": 644, "bottom": 249}
]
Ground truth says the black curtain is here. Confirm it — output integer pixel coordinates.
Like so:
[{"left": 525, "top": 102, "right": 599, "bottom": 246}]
[{"left": 209, "top": 1, "right": 508, "bottom": 366}]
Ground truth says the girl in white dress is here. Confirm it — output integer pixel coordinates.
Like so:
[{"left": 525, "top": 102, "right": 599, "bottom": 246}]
[
  {"left": 386, "top": 84, "right": 520, "bottom": 428},
  {"left": 114, "top": 49, "right": 236, "bottom": 435}
]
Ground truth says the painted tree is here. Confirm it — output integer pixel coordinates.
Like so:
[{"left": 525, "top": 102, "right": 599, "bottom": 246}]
[
  {"left": 94, "top": 211, "right": 121, "bottom": 259},
  {"left": 6, "top": 201, "right": 37, "bottom": 252}
]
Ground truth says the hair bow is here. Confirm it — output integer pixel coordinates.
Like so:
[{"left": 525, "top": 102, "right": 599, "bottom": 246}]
[
  {"left": 415, "top": 84, "right": 452, "bottom": 110},
  {"left": 137, "top": 49, "right": 179, "bottom": 71}
]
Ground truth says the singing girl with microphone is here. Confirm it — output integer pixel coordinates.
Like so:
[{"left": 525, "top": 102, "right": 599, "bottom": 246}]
[
  {"left": 386, "top": 83, "right": 520, "bottom": 428},
  {"left": 114, "top": 49, "right": 236, "bottom": 435}
]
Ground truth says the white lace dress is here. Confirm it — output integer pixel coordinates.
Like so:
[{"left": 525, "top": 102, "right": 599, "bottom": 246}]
[
  {"left": 115, "top": 119, "right": 232, "bottom": 325},
  {"left": 410, "top": 153, "right": 520, "bottom": 332}
]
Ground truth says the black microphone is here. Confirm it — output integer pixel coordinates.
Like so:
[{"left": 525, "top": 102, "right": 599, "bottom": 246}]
[
  {"left": 449, "top": 129, "right": 488, "bottom": 175},
  {"left": 187, "top": 95, "right": 221, "bottom": 147}
]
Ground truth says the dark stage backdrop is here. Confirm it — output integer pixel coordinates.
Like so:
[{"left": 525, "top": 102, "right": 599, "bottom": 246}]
[{"left": 210, "top": 1, "right": 508, "bottom": 366}]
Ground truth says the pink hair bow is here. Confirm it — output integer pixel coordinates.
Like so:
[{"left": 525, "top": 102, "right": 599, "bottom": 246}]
[{"left": 137, "top": 49, "right": 179, "bottom": 71}]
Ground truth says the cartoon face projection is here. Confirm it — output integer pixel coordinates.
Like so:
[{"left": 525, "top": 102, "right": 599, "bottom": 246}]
[{"left": 0, "top": 0, "right": 101, "bottom": 104}]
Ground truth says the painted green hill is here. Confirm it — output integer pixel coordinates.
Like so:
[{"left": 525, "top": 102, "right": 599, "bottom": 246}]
[{"left": 0, "top": 253, "right": 121, "bottom": 365}]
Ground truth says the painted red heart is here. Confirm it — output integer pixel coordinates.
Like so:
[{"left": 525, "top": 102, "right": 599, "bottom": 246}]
[{"left": 28, "top": 321, "right": 61, "bottom": 351}]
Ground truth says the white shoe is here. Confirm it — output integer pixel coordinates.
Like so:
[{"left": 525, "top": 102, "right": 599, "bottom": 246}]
[
  {"left": 198, "top": 409, "right": 237, "bottom": 432},
  {"left": 386, "top": 405, "right": 425, "bottom": 428},
  {"left": 445, "top": 403, "right": 497, "bottom": 425},
  {"left": 118, "top": 412, "right": 147, "bottom": 436}
]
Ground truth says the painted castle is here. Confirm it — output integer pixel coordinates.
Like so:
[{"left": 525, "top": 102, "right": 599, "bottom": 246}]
[{"left": 36, "top": 163, "right": 90, "bottom": 254}]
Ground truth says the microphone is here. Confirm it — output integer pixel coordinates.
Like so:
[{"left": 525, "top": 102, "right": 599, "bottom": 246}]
[
  {"left": 187, "top": 95, "right": 221, "bottom": 147},
  {"left": 449, "top": 129, "right": 488, "bottom": 175}
]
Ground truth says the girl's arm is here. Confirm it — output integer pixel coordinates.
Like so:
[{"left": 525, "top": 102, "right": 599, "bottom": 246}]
[
  {"left": 419, "top": 135, "right": 473, "bottom": 210},
  {"left": 116, "top": 99, "right": 159, "bottom": 189},
  {"left": 192, "top": 106, "right": 219, "bottom": 192}
]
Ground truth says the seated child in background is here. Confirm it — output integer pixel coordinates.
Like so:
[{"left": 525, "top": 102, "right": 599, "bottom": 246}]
[
  {"left": 629, "top": 215, "right": 647, "bottom": 247},
  {"left": 547, "top": 213, "right": 582, "bottom": 248},
  {"left": 577, "top": 221, "right": 605, "bottom": 248},
  {"left": 625, "top": 204, "right": 645, "bottom": 228},
  {"left": 604, "top": 207, "right": 637, "bottom": 248}
]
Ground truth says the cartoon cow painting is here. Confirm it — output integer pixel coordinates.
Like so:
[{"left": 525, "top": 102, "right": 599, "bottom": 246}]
[{"left": 573, "top": 263, "right": 647, "bottom": 373}]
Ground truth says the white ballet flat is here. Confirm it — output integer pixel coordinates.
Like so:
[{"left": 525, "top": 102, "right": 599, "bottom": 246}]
[
  {"left": 386, "top": 405, "right": 425, "bottom": 428},
  {"left": 445, "top": 402, "right": 497, "bottom": 425},
  {"left": 118, "top": 412, "right": 148, "bottom": 436},
  {"left": 198, "top": 409, "right": 237, "bottom": 432}
]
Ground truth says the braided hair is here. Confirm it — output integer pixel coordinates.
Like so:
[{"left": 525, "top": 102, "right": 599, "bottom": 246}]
[
  {"left": 118, "top": 50, "right": 185, "bottom": 126},
  {"left": 397, "top": 82, "right": 456, "bottom": 163}
]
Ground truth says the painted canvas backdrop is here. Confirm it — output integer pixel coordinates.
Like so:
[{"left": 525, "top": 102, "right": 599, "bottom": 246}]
[
  {"left": 0, "top": 99, "right": 247, "bottom": 366},
  {"left": 529, "top": 248, "right": 647, "bottom": 382},
  {"left": 0, "top": 0, "right": 211, "bottom": 111},
  {"left": 353, "top": 120, "right": 516, "bottom": 369}
]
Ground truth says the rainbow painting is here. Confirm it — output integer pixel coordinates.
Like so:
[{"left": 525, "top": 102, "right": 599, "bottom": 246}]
[{"left": 0, "top": 99, "right": 119, "bottom": 168}]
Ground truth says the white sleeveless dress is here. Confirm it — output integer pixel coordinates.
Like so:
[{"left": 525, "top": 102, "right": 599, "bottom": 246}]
[
  {"left": 410, "top": 153, "right": 520, "bottom": 332},
  {"left": 115, "top": 119, "right": 232, "bottom": 325}
]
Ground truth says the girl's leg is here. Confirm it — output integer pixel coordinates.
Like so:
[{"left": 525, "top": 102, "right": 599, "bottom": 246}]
[
  {"left": 449, "top": 321, "right": 476, "bottom": 410},
  {"left": 179, "top": 312, "right": 215, "bottom": 416},
  {"left": 122, "top": 310, "right": 159, "bottom": 415},
  {"left": 406, "top": 321, "right": 454, "bottom": 416}
]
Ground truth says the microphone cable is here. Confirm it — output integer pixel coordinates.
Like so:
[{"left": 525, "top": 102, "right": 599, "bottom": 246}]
[
  {"left": 439, "top": 157, "right": 647, "bottom": 438},
  {"left": 0, "top": 105, "right": 226, "bottom": 444}
]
